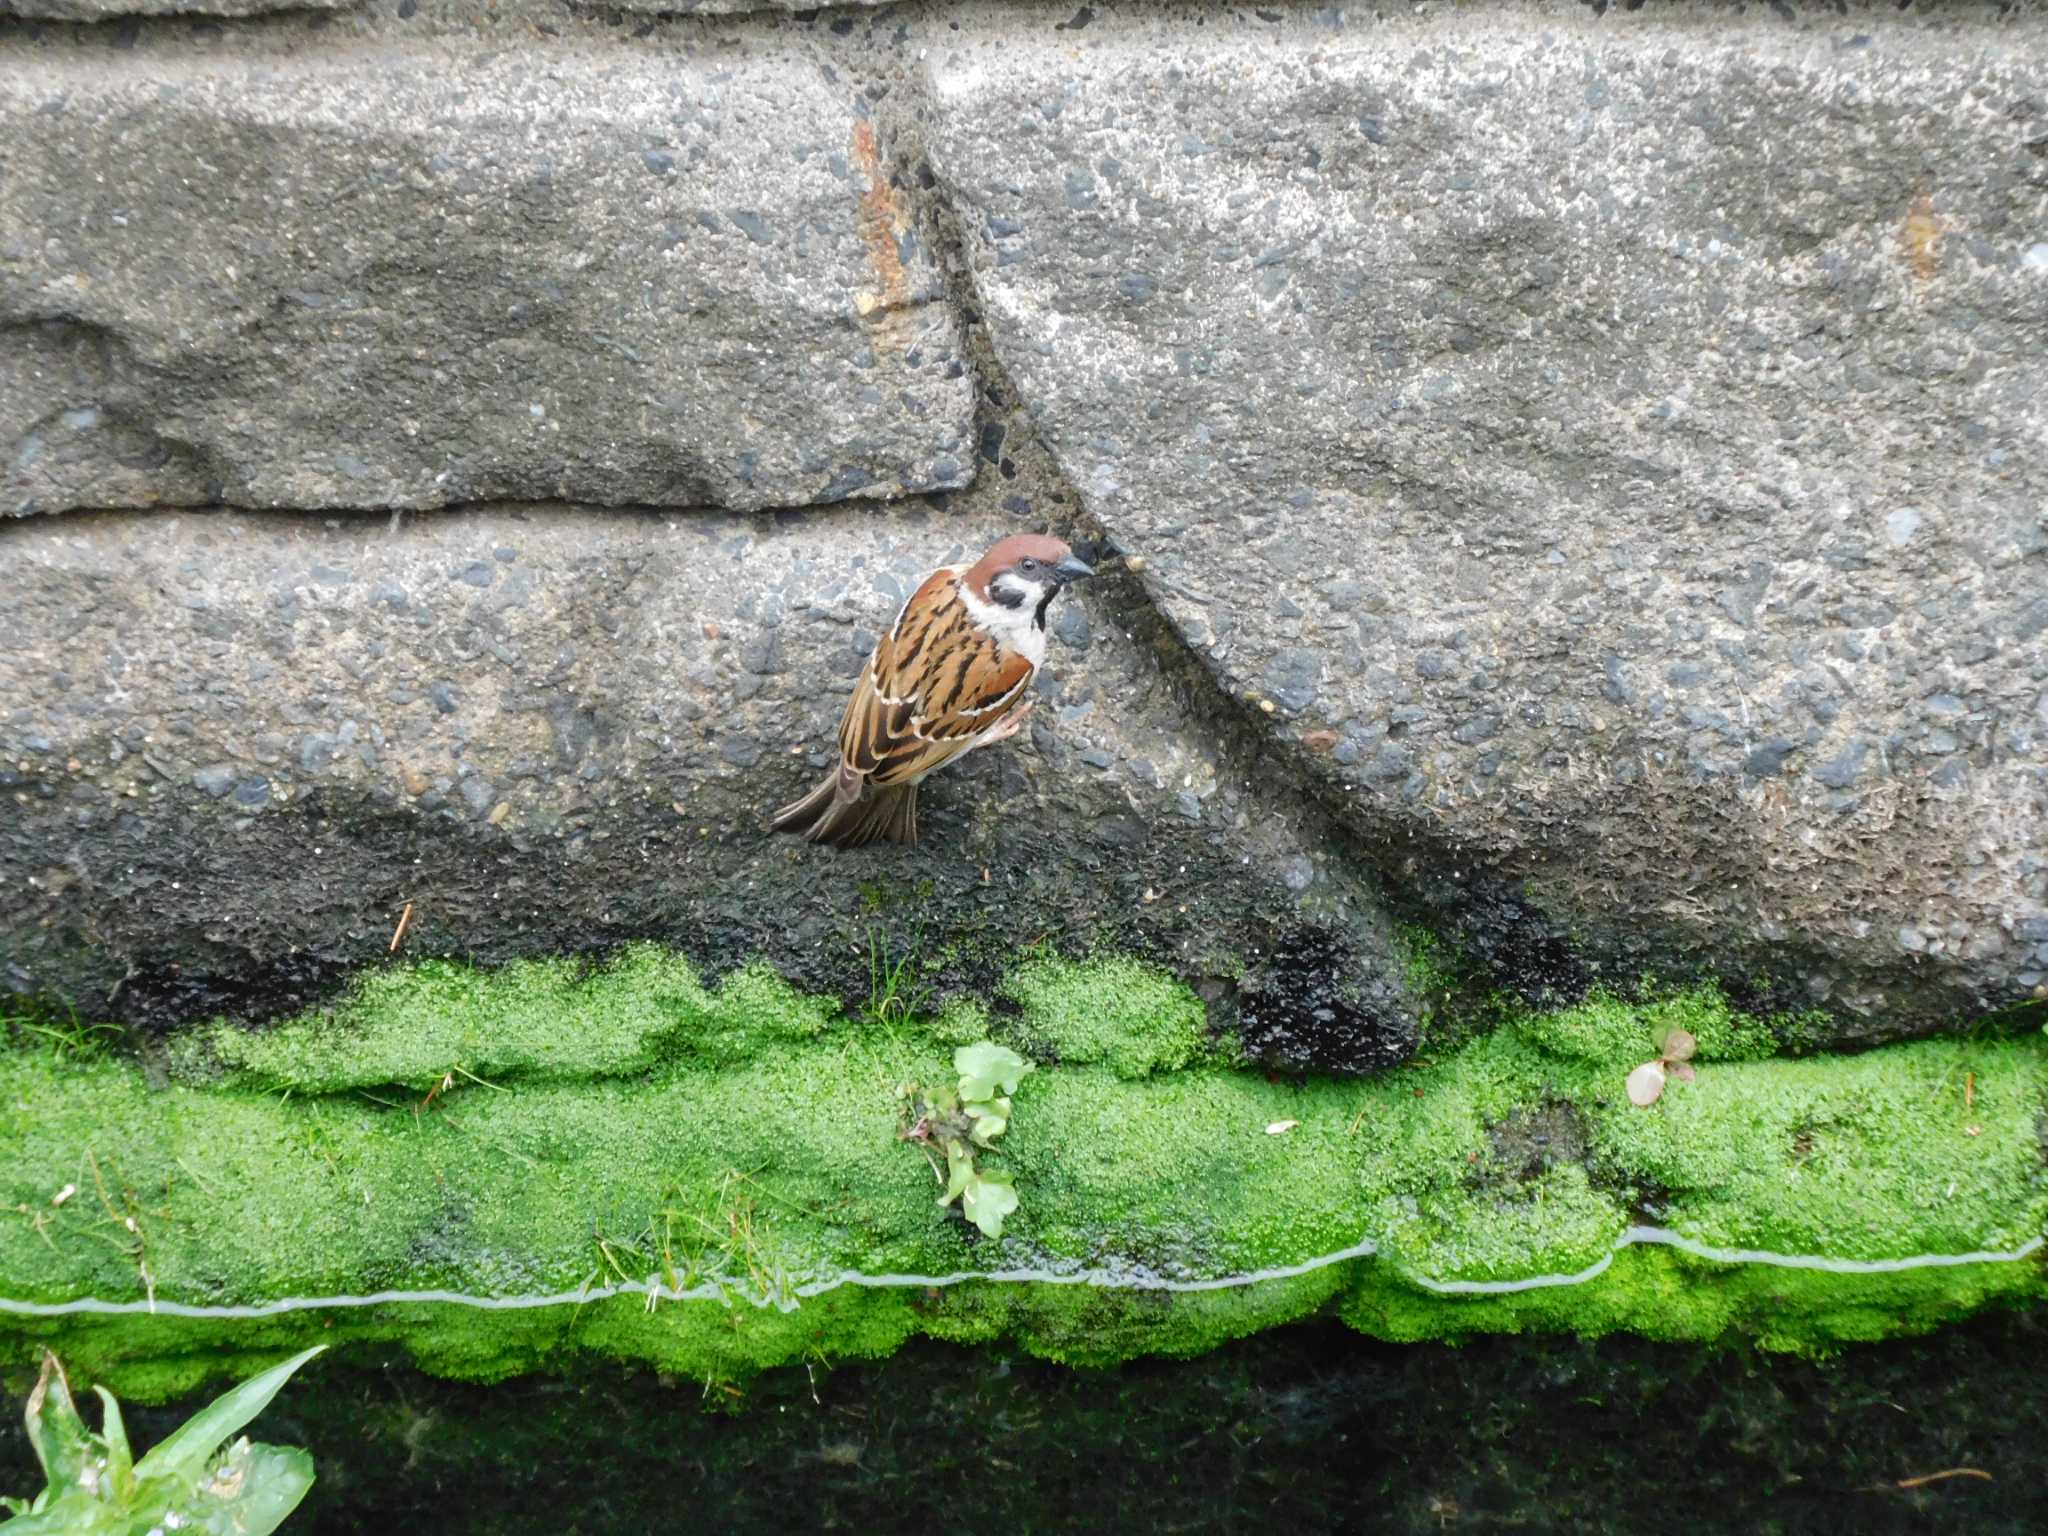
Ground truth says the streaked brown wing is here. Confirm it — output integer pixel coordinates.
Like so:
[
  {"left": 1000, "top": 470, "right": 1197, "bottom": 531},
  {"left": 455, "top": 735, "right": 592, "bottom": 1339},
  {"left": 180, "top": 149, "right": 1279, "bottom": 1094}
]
[
  {"left": 833, "top": 656, "right": 909, "bottom": 784},
  {"left": 837, "top": 569, "right": 1035, "bottom": 789},
  {"left": 837, "top": 570, "right": 949, "bottom": 779},
  {"left": 870, "top": 636, "right": 1034, "bottom": 787}
]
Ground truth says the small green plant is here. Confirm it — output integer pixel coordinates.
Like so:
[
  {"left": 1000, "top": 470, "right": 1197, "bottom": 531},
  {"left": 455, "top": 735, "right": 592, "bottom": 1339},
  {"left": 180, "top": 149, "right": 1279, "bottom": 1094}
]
[
  {"left": 1625, "top": 1027, "right": 1698, "bottom": 1107},
  {"left": 902, "top": 1042, "right": 1032, "bottom": 1238},
  {"left": 3, "top": 1006, "right": 123, "bottom": 1059},
  {"left": 588, "top": 1169, "right": 800, "bottom": 1309},
  {"left": 861, "top": 932, "right": 931, "bottom": 1031},
  {"left": 3, "top": 1344, "right": 324, "bottom": 1534}
]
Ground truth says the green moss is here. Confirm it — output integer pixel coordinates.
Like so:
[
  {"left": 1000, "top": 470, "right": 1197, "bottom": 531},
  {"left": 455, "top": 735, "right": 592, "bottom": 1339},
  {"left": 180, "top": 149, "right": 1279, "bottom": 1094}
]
[
  {"left": 1339, "top": 1234, "right": 2040, "bottom": 1350},
  {"left": 1766, "top": 1004, "right": 1848, "bottom": 1056},
  {"left": 1509, "top": 984, "right": 1774, "bottom": 1067},
  {"left": 994, "top": 955, "right": 1213, "bottom": 1077},
  {"left": 170, "top": 947, "right": 837, "bottom": 1091},
  {"left": 1395, "top": 923, "right": 1457, "bottom": 999},
  {"left": 1588, "top": 1041, "right": 2043, "bottom": 1257},
  {"left": 3, "top": 949, "right": 2044, "bottom": 1400},
  {"left": 924, "top": 997, "right": 993, "bottom": 1049},
  {"left": 1374, "top": 1163, "right": 1625, "bottom": 1286}
]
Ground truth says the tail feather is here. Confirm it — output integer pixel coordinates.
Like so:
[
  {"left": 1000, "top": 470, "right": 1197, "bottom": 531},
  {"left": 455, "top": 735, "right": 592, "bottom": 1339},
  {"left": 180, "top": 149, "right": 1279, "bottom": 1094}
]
[
  {"left": 771, "top": 770, "right": 920, "bottom": 849},
  {"left": 770, "top": 772, "right": 839, "bottom": 836},
  {"left": 881, "top": 782, "right": 918, "bottom": 844}
]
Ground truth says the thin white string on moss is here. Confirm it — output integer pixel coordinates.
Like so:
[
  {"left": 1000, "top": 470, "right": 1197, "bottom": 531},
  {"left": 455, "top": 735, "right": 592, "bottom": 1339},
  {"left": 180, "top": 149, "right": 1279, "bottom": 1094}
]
[{"left": 0, "top": 1225, "right": 2039, "bottom": 1319}]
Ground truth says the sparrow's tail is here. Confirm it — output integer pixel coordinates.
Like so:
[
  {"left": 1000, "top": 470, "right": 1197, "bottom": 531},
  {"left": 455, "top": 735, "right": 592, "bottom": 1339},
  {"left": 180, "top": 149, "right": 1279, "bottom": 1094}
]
[{"left": 771, "top": 773, "right": 919, "bottom": 849}]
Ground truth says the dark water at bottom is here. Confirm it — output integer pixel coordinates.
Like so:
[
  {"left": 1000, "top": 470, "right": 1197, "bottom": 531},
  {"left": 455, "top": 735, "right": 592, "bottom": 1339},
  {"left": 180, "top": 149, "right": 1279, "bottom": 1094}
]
[{"left": 5, "top": 1311, "right": 2044, "bottom": 1533}]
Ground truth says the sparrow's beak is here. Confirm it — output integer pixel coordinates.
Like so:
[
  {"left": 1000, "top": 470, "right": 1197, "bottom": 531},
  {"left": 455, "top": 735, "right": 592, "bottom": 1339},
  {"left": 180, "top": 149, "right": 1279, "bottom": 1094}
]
[{"left": 1053, "top": 555, "right": 1095, "bottom": 585}]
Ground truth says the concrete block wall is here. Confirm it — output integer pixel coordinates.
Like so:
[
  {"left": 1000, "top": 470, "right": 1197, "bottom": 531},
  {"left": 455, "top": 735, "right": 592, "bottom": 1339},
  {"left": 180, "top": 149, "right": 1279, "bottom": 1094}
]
[{"left": 2, "top": 0, "right": 2044, "bottom": 1042}]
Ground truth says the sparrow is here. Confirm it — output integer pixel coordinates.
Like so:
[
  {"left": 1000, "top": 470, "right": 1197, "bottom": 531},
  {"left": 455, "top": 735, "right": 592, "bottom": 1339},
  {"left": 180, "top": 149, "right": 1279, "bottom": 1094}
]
[{"left": 772, "top": 533, "right": 1095, "bottom": 848}]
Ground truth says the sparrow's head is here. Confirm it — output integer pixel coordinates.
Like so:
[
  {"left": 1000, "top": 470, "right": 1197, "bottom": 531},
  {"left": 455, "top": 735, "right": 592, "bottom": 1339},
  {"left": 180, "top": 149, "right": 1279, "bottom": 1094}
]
[{"left": 966, "top": 534, "right": 1095, "bottom": 627}]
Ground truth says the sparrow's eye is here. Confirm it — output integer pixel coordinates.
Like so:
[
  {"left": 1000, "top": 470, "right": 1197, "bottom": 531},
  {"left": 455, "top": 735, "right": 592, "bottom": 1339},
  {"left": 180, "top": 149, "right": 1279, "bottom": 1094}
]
[{"left": 1020, "top": 557, "right": 1040, "bottom": 572}]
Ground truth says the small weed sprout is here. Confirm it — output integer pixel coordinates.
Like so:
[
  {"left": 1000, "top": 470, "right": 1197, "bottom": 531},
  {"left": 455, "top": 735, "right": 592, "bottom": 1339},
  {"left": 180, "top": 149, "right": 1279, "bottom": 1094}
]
[
  {"left": 3, "top": 1006, "right": 123, "bottom": 1059},
  {"left": 861, "top": 933, "right": 930, "bottom": 1031},
  {"left": 588, "top": 1170, "right": 805, "bottom": 1310},
  {"left": 1626, "top": 1027, "right": 1698, "bottom": 1108},
  {"left": 418, "top": 1062, "right": 507, "bottom": 1113},
  {"left": 903, "top": 1042, "right": 1032, "bottom": 1239},
  {"left": 4, "top": 1346, "right": 324, "bottom": 1534}
]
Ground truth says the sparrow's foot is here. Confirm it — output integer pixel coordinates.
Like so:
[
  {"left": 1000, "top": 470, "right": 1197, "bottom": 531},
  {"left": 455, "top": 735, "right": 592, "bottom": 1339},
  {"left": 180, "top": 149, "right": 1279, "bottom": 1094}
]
[{"left": 985, "top": 701, "right": 1034, "bottom": 745}]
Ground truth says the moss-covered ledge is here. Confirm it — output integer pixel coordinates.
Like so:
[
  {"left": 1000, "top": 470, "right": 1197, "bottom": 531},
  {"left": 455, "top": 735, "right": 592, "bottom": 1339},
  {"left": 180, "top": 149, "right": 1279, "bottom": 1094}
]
[{"left": 3, "top": 947, "right": 2043, "bottom": 1402}]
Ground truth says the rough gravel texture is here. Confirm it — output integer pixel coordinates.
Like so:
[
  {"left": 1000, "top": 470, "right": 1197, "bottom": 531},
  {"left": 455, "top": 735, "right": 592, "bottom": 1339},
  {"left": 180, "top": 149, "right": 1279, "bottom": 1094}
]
[{"left": 1, "top": 0, "right": 354, "bottom": 15}]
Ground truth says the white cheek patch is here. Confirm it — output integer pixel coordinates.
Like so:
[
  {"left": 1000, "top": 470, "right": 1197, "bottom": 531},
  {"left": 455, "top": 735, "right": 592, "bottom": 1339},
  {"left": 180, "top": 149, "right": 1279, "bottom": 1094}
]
[{"left": 960, "top": 579, "right": 1051, "bottom": 668}]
